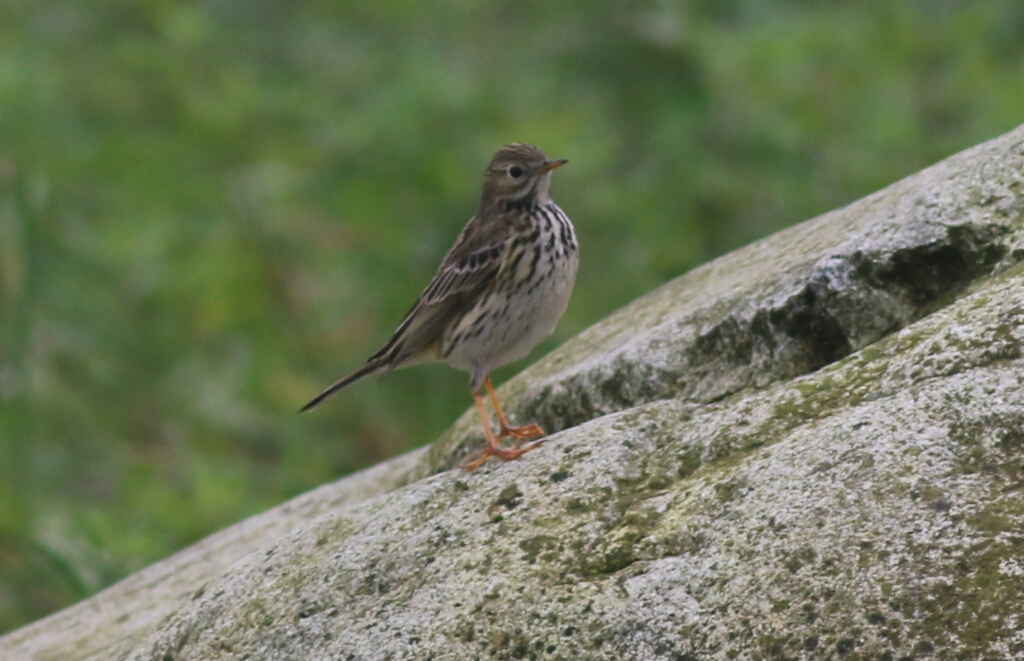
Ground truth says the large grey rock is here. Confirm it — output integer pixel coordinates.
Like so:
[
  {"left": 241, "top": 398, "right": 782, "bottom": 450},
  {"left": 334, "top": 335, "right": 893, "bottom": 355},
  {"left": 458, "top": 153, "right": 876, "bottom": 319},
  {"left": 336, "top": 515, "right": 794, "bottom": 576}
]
[{"left": 3, "top": 123, "right": 1024, "bottom": 661}]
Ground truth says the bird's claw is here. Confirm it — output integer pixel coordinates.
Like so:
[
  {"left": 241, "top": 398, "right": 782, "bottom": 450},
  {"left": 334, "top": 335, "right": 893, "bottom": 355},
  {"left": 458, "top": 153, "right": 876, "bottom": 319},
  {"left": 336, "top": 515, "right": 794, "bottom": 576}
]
[
  {"left": 497, "top": 423, "right": 545, "bottom": 446},
  {"left": 462, "top": 438, "right": 545, "bottom": 471}
]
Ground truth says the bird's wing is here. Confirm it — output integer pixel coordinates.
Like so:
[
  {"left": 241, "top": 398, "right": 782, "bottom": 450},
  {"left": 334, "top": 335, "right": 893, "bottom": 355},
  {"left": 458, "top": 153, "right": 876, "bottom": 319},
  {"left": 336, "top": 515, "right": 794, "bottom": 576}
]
[
  {"left": 300, "top": 220, "right": 508, "bottom": 410},
  {"left": 368, "top": 222, "right": 508, "bottom": 367},
  {"left": 419, "top": 242, "right": 504, "bottom": 306}
]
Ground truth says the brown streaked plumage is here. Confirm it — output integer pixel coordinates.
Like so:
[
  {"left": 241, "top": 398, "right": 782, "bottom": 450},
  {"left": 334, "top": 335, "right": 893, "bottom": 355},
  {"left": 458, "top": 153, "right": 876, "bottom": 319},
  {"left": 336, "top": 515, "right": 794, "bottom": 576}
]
[{"left": 301, "top": 143, "right": 578, "bottom": 470}]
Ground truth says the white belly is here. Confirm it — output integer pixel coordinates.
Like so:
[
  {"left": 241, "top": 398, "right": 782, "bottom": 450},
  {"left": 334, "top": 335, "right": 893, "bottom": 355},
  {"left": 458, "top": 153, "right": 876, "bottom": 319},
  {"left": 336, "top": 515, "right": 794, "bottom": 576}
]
[{"left": 443, "top": 219, "right": 578, "bottom": 388}]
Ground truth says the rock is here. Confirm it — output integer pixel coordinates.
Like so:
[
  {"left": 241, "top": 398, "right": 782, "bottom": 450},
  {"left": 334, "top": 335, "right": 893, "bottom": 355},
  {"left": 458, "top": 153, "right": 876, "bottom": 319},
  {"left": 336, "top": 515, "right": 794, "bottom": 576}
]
[{"left": 3, "top": 123, "right": 1024, "bottom": 661}]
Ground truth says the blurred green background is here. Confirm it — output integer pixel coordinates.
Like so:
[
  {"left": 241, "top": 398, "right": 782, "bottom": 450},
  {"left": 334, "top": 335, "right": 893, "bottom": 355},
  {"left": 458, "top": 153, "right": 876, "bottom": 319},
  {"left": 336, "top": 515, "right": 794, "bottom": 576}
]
[{"left": 1, "top": 0, "right": 1022, "bottom": 634}]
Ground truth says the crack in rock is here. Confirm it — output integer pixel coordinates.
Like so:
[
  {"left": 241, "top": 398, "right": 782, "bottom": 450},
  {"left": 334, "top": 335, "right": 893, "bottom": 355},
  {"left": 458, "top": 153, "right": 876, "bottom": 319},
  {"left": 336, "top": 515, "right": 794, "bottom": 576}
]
[{"left": 517, "top": 220, "right": 1014, "bottom": 435}]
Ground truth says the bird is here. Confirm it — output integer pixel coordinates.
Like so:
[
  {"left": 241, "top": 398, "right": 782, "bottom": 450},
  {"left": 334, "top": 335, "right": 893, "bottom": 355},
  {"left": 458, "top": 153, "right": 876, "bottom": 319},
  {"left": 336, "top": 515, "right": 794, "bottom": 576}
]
[{"left": 301, "top": 143, "right": 578, "bottom": 470}]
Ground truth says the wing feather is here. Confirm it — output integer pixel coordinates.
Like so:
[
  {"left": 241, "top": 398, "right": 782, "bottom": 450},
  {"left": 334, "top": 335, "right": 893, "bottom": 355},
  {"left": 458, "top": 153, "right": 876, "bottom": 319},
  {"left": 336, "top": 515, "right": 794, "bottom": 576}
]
[
  {"left": 367, "top": 237, "right": 506, "bottom": 367},
  {"left": 421, "top": 243, "right": 503, "bottom": 305}
]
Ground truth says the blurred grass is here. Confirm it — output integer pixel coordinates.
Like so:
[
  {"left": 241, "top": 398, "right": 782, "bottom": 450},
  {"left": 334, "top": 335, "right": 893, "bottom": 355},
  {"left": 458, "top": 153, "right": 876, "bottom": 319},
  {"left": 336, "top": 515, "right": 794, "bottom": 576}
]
[{"left": 1, "top": 0, "right": 1022, "bottom": 634}]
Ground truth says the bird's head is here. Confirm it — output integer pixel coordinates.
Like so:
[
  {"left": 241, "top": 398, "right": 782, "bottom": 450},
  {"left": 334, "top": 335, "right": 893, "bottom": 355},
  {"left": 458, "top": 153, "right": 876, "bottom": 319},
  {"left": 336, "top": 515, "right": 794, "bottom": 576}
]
[{"left": 480, "top": 143, "right": 567, "bottom": 213}]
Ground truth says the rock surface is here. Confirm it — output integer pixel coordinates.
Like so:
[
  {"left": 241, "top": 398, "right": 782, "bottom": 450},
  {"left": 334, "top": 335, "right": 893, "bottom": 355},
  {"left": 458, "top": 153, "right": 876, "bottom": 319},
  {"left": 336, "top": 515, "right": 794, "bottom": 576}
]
[{"left": 3, "top": 123, "right": 1024, "bottom": 661}]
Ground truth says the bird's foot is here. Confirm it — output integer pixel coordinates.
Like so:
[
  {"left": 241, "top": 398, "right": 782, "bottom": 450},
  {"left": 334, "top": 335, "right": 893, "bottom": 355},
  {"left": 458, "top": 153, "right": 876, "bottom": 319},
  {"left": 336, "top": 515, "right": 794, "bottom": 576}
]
[
  {"left": 462, "top": 438, "right": 544, "bottom": 471},
  {"left": 497, "top": 423, "right": 545, "bottom": 445}
]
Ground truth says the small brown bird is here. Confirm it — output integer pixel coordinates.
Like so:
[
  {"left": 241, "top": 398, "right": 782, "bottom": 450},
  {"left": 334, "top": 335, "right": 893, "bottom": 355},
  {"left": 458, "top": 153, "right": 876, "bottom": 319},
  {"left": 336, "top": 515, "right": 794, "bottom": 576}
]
[{"left": 302, "top": 143, "right": 578, "bottom": 470}]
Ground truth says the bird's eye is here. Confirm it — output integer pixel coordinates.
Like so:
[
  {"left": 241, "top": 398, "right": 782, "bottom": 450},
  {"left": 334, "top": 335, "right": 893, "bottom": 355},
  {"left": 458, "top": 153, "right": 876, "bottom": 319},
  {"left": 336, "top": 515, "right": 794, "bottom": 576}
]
[{"left": 508, "top": 166, "right": 524, "bottom": 179}]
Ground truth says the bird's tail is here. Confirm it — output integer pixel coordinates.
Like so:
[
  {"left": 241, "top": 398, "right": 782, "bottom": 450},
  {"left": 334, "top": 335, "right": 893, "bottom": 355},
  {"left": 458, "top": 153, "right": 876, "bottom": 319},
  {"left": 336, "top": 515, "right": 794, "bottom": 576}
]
[{"left": 299, "top": 359, "right": 387, "bottom": 412}]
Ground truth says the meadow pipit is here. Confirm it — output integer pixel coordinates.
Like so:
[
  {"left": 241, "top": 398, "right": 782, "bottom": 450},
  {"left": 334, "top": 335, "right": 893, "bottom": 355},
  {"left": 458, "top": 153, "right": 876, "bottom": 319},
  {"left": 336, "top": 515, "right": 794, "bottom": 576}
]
[{"left": 302, "top": 143, "right": 578, "bottom": 470}]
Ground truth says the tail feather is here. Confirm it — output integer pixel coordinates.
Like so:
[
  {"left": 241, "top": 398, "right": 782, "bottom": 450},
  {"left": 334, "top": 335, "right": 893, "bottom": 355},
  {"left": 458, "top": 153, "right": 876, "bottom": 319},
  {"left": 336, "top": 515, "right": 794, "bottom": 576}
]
[{"left": 299, "top": 359, "right": 386, "bottom": 412}]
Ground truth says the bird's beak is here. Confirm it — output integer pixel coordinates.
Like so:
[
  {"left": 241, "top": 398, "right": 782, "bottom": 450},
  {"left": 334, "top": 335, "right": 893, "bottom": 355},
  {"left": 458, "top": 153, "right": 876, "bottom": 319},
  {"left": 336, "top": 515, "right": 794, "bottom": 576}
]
[{"left": 534, "top": 158, "right": 568, "bottom": 174}]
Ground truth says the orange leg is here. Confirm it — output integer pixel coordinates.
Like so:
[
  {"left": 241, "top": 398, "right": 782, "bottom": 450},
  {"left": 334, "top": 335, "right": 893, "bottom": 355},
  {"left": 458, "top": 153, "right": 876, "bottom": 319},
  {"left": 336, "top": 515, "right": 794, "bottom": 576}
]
[
  {"left": 484, "top": 377, "right": 545, "bottom": 444},
  {"left": 463, "top": 388, "right": 543, "bottom": 471}
]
